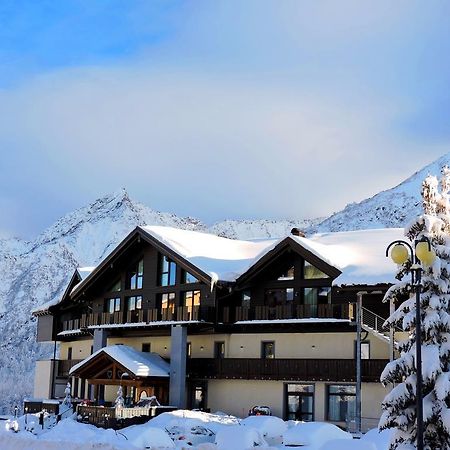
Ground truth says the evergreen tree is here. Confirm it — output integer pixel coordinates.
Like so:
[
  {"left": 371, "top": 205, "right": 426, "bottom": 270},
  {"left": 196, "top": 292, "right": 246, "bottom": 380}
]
[{"left": 380, "top": 166, "right": 450, "bottom": 449}]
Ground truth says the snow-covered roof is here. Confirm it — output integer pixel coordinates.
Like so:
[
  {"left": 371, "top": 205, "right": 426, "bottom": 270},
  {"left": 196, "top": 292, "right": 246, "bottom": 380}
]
[
  {"left": 31, "top": 266, "right": 95, "bottom": 315},
  {"left": 69, "top": 345, "right": 170, "bottom": 378},
  {"left": 140, "top": 225, "right": 274, "bottom": 282},
  {"left": 142, "top": 225, "right": 404, "bottom": 286},
  {"left": 308, "top": 228, "right": 405, "bottom": 286},
  {"left": 36, "top": 227, "right": 405, "bottom": 316}
]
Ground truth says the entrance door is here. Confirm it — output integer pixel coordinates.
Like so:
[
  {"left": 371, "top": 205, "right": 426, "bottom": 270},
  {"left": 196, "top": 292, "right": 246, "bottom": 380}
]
[{"left": 285, "top": 384, "right": 314, "bottom": 421}]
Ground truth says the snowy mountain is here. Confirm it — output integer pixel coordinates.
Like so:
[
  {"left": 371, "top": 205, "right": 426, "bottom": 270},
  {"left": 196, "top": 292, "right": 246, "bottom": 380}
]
[
  {"left": 314, "top": 152, "right": 450, "bottom": 232},
  {"left": 209, "top": 218, "right": 322, "bottom": 240}
]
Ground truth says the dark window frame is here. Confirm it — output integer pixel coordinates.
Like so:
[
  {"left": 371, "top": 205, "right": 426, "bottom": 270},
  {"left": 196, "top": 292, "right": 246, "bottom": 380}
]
[
  {"left": 284, "top": 383, "right": 315, "bottom": 422},
  {"left": 159, "top": 254, "right": 177, "bottom": 286},
  {"left": 261, "top": 341, "right": 275, "bottom": 359},
  {"left": 326, "top": 384, "right": 356, "bottom": 422},
  {"left": 105, "top": 297, "right": 121, "bottom": 313},
  {"left": 126, "top": 295, "right": 143, "bottom": 311},
  {"left": 126, "top": 258, "right": 144, "bottom": 290},
  {"left": 214, "top": 341, "right": 225, "bottom": 359}
]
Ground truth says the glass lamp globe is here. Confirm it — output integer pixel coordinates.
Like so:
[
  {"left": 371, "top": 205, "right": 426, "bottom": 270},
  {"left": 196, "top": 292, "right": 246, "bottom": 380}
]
[
  {"left": 416, "top": 241, "right": 436, "bottom": 266},
  {"left": 390, "top": 244, "right": 409, "bottom": 265}
]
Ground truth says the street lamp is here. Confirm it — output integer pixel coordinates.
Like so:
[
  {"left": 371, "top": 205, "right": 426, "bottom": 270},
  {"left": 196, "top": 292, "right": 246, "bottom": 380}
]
[{"left": 386, "top": 237, "right": 436, "bottom": 450}]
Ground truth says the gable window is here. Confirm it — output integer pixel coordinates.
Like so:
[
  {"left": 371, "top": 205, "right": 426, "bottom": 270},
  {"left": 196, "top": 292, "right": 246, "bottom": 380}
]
[
  {"left": 242, "top": 291, "right": 251, "bottom": 308},
  {"left": 161, "top": 292, "right": 176, "bottom": 313},
  {"left": 265, "top": 288, "right": 294, "bottom": 307},
  {"left": 105, "top": 297, "right": 121, "bottom": 314},
  {"left": 183, "top": 270, "right": 198, "bottom": 284},
  {"left": 127, "top": 259, "right": 144, "bottom": 289},
  {"left": 109, "top": 279, "right": 121, "bottom": 292},
  {"left": 304, "top": 260, "right": 329, "bottom": 279},
  {"left": 127, "top": 295, "right": 142, "bottom": 311},
  {"left": 261, "top": 341, "right": 275, "bottom": 359},
  {"left": 183, "top": 290, "right": 201, "bottom": 310},
  {"left": 278, "top": 266, "right": 294, "bottom": 281},
  {"left": 318, "top": 287, "right": 331, "bottom": 304},
  {"left": 159, "top": 254, "right": 176, "bottom": 286}
]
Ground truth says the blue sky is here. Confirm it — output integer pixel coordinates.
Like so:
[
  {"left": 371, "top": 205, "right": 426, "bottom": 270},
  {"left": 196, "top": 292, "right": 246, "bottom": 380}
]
[{"left": 1, "top": 1, "right": 450, "bottom": 238}]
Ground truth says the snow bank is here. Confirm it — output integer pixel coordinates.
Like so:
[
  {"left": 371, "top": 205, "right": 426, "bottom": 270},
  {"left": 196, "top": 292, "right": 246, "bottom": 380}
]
[
  {"left": 241, "top": 415, "right": 287, "bottom": 444},
  {"left": 214, "top": 425, "right": 267, "bottom": 450},
  {"left": 361, "top": 428, "right": 393, "bottom": 450},
  {"left": 320, "top": 438, "right": 377, "bottom": 450},
  {"left": 123, "top": 426, "right": 175, "bottom": 448},
  {"left": 283, "top": 422, "right": 352, "bottom": 448}
]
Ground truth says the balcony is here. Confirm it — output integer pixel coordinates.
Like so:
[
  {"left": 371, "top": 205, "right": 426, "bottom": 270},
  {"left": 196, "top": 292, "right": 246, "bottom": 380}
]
[
  {"left": 221, "top": 303, "right": 354, "bottom": 323},
  {"left": 188, "top": 358, "right": 387, "bottom": 383},
  {"left": 61, "top": 306, "right": 216, "bottom": 333}
]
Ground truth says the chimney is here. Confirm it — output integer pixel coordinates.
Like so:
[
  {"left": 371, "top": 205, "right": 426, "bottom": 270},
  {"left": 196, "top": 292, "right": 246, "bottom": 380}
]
[{"left": 291, "top": 227, "right": 306, "bottom": 237}]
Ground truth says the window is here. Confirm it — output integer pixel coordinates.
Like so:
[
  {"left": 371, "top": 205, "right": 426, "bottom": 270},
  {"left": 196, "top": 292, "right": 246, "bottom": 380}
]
[
  {"left": 242, "top": 291, "right": 251, "bottom": 308},
  {"left": 161, "top": 293, "right": 176, "bottom": 313},
  {"left": 285, "top": 384, "right": 314, "bottom": 421},
  {"left": 105, "top": 297, "right": 121, "bottom": 313},
  {"left": 214, "top": 341, "right": 225, "bottom": 359},
  {"left": 327, "top": 384, "right": 356, "bottom": 422},
  {"left": 159, "top": 254, "right": 176, "bottom": 286},
  {"left": 187, "top": 342, "right": 192, "bottom": 358},
  {"left": 142, "top": 343, "right": 151, "bottom": 353},
  {"left": 318, "top": 287, "right": 331, "bottom": 304},
  {"left": 261, "top": 341, "right": 275, "bottom": 359},
  {"left": 192, "top": 384, "right": 207, "bottom": 410},
  {"left": 183, "top": 270, "right": 198, "bottom": 284},
  {"left": 67, "top": 347, "right": 72, "bottom": 360},
  {"left": 278, "top": 266, "right": 294, "bottom": 281},
  {"left": 183, "top": 290, "right": 201, "bottom": 310},
  {"left": 354, "top": 341, "right": 370, "bottom": 360},
  {"left": 304, "top": 260, "right": 329, "bottom": 279},
  {"left": 127, "top": 295, "right": 142, "bottom": 311},
  {"left": 109, "top": 279, "right": 121, "bottom": 292},
  {"left": 127, "top": 259, "right": 144, "bottom": 289},
  {"left": 265, "top": 288, "right": 294, "bottom": 307}
]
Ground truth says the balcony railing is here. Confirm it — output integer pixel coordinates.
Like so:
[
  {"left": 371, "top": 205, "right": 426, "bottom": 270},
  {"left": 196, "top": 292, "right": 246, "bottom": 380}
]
[
  {"left": 61, "top": 306, "right": 215, "bottom": 333},
  {"left": 188, "top": 358, "right": 387, "bottom": 383},
  {"left": 221, "top": 303, "right": 354, "bottom": 323}
]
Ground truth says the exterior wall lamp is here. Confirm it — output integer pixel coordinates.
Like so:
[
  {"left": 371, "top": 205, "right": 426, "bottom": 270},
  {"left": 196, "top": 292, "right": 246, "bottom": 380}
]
[{"left": 386, "top": 236, "right": 436, "bottom": 450}]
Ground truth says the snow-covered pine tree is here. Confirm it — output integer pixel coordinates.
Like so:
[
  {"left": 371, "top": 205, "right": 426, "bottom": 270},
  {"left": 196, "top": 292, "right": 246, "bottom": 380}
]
[{"left": 379, "top": 166, "right": 450, "bottom": 449}]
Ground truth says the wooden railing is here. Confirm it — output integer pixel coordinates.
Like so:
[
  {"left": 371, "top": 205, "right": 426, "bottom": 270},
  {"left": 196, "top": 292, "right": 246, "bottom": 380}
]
[
  {"left": 187, "top": 358, "right": 387, "bottom": 383},
  {"left": 61, "top": 303, "right": 354, "bottom": 333},
  {"left": 221, "top": 303, "right": 354, "bottom": 323},
  {"left": 61, "top": 306, "right": 215, "bottom": 333}
]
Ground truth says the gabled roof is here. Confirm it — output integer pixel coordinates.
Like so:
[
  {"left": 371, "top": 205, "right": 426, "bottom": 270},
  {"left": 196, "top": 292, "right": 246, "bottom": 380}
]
[
  {"left": 31, "top": 267, "right": 95, "bottom": 316},
  {"left": 33, "top": 226, "right": 406, "bottom": 316},
  {"left": 69, "top": 345, "right": 170, "bottom": 378}
]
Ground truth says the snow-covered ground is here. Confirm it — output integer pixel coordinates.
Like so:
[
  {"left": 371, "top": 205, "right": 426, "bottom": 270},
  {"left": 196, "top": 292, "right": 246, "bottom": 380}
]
[{"left": 0, "top": 410, "right": 392, "bottom": 450}]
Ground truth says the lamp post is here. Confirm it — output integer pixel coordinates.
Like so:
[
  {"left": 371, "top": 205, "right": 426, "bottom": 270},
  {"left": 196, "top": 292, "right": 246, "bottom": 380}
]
[{"left": 386, "top": 236, "right": 436, "bottom": 450}]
